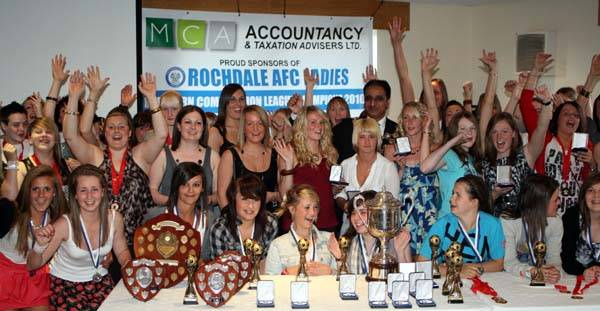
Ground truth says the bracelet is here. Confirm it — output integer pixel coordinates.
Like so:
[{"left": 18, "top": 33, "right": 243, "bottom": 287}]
[
  {"left": 32, "top": 242, "right": 49, "bottom": 254},
  {"left": 45, "top": 96, "right": 58, "bottom": 102},
  {"left": 150, "top": 107, "right": 162, "bottom": 114},
  {"left": 542, "top": 101, "right": 552, "bottom": 106},
  {"left": 580, "top": 88, "right": 591, "bottom": 98},
  {"left": 64, "top": 110, "right": 79, "bottom": 116},
  {"left": 6, "top": 161, "right": 18, "bottom": 170}
]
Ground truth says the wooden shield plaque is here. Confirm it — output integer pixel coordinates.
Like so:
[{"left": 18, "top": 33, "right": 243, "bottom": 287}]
[
  {"left": 134, "top": 213, "right": 201, "bottom": 288},
  {"left": 216, "top": 251, "right": 252, "bottom": 288},
  {"left": 194, "top": 261, "right": 240, "bottom": 308},
  {"left": 121, "top": 258, "right": 164, "bottom": 302}
]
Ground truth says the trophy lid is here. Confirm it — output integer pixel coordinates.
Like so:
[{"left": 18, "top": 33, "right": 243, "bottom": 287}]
[{"left": 365, "top": 191, "right": 401, "bottom": 210}]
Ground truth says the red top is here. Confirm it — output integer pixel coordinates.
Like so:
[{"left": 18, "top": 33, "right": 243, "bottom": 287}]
[{"left": 281, "top": 158, "right": 338, "bottom": 232}]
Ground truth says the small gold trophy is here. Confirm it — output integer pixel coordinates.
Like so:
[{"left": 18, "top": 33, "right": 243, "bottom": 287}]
[
  {"left": 441, "top": 249, "right": 456, "bottom": 296},
  {"left": 448, "top": 253, "right": 464, "bottom": 304},
  {"left": 336, "top": 236, "right": 350, "bottom": 281},
  {"left": 297, "top": 238, "right": 310, "bottom": 282},
  {"left": 245, "top": 239, "right": 263, "bottom": 289},
  {"left": 530, "top": 241, "right": 546, "bottom": 286},
  {"left": 183, "top": 254, "right": 198, "bottom": 305},
  {"left": 430, "top": 235, "right": 441, "bottom": 279}
]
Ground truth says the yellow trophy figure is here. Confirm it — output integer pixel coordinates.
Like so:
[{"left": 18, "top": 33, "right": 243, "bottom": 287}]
[
  {"left": 448, "top": 253, "right": 464, "bottom": 304},
  {"left": 530, "top": 241, "right": 546, "bottom": 286},
  {"left": 336, "top": 236, "right": 350, "bottom": 280},
  {"left": 429, "top": 235, "right": 441, "bottom": 279},
  {"left": 297, "top": 238, "right": 310, "bottom": 282},
  {"left": 183, "top": 254, "right": 199, "bottom": 305}
]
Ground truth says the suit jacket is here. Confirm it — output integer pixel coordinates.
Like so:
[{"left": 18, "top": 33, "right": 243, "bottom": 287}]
[{"left": 332, "top": 116, "right": 398, "bottom": 163}]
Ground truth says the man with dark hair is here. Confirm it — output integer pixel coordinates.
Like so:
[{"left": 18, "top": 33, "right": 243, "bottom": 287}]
[
  {"left": 0, "top": 101, "right": 32, "bottom": 163},
  {"left": 332, "top": 79, "right": 398, "bottom": 163}
]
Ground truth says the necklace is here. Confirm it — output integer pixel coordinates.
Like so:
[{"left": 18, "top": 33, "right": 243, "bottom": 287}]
[{"left": 241, "top": 147, "right": 266, "bottom": 155}]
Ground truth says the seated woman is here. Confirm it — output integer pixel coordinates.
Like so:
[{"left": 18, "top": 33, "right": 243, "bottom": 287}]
[
  {"left": 329, "top": 191, "right": 411, "bottom": 274},
  {"left": 335, "top": 117, "right": 400, "bottom": 233},
  {"left": 209, "top": 175, "right": 278, "bottom": 262},
  {"left": 265, "top": 184, "right": 337, "bottom": 275},
  {"left": 165, "top": 162, "right": 220, "bottom": 260},
  {"left": 418, "top": 175, "right": 505, "bottom": 278},
  {"left": 0, "top": 165, "right": 68, "bottom": 311},
  {"left": 562, "top": 173, "right": 600, "bottom": 280},
  {"left": 502, "top": 175, "right": 562, "bottom": 283},
  {"left": 27, "top": 165, "right": 131, "bottom": 310}
]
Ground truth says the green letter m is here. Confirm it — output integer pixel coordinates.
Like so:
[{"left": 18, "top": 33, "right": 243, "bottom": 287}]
[{"left": 146, "top": 18, "right": 175, "bottom": 48}]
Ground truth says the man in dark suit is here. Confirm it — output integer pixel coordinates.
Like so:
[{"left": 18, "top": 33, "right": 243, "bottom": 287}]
[{"left": 333, "top": 79, "right": 398, "bottom": 163}]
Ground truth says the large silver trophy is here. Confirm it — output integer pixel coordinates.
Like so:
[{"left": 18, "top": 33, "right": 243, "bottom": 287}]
[{"left": 366, "top": 191, "right": 402, "bottom": 282}]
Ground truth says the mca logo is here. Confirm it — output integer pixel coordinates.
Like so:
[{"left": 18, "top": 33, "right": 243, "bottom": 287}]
[
  {"left": 146, "top": 17, "right": 236, "bottom": 51},
  {"left": 165, "top": 67, "right": 186, "bottom": 87}
]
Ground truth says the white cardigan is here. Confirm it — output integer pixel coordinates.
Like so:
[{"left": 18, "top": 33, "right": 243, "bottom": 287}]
[{"left": 336, "top": 153, "right": 400, "bottom": 200}]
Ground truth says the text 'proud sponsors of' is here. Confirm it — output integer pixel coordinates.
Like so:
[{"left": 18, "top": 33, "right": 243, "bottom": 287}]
[{"left": 142, "top": 8, "right": 372, "bottom": 113}]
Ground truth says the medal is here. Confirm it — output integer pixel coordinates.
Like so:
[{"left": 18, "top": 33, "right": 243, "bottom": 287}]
[
  {"left": 80, "top": 215, "right": 103, "bottom": 283},
  {"left": 28, "top": 211, "right": 49, "bottom": 277},
  {"left": 111, "top": 202, "right": 119, "bottom": 210},
  {"left": 457, "top": 212, "right": 483, "bottom": 263},
  {"left": 108, "top": 148, "right": 127, "bottom": 209},
  {"left": 470, "top": 276, "right": 507, "bottom": 304}
]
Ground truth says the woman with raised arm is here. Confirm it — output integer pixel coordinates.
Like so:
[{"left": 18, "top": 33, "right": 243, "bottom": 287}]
[
  {"left": 27, "top": 165, "right": 131, "bottom": 310},
  {"left": 275, "top": 106, "right": 339, "bottom": 232},
  {"left": 519, "top": 53, "right": 599, "bottom": 216},
  {"left": 63, "top": 70, "right": 167, "bottom": 245},
  {"left": 208, "top": 84, "right": 247, "bottom": 154},
  {"left": 388, "top": 16, "right": 415, "bottom": 105},
  {"left": 266, "top": 184, "right": 337, "bottom": 275},
  {"left": 217, "top": 105, "right": 279, "bottom": 211},
  {"left": 165, "top": 162, "right": 220, "bottom": 260},
  {"left": 502, "top": 175, "right": 563, "bottom": 284},
  {"left": 149, "top": 106, "right": 220, "bottom": 206},
  {"left": 418, "top": 175, "right": 505, "bottom": 278},
  {"left": 1, "top": 118, "right": 70, "bottom": 201},
  {"left": 0, "top": 166, "right": 68, "bottom": 311}
]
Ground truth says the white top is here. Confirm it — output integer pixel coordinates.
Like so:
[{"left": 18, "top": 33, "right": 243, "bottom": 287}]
[
  {"left": 0, "top": 138, "right": 33, "bottom": 163},
  {"left": 336, "top": 153, "right": 400, "bottom": 200},
  {"left": 265, "top": 225, "right": 337, "bottom": 275},
  {"left": 50, "top": 210, "right": 116, "bottom": 282},
  {"left": 501, "top": 217, "right": 564, "bottom": 278},
  {"left": 0, "top": 227, "right": 32, "bottom": 264}
]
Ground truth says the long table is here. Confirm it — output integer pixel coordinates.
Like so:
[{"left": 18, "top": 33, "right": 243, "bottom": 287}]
[{"left": 99, "top": 273, "right": 599, "bottom": 310}]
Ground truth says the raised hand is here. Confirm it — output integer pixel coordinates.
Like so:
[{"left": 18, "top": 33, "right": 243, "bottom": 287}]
[
  {"left": 362, "top": 65, "right": 378, "bottom": 83},
  {"left": 535, "top": 84, "right": 552, "bottom": 103},
  {"left": 479, "top": 49, "right": 497, "bottom": 72},
  {"left": 51, "top": 54, "right": 70, "bottom": 84},
  {"left": 33, "top": 224, "right": 55, "bottom": 247},
  {"left": 3, "top": 143, "right": 17, "bottom": 162},
  {"left": 463, "top": 81, "right": 473, "bottom": 100},
  {"left": 533, "top": 52, "right": 553, "bottom": 72},
  {"left": 68, "top": 70, "right": 86, "bottom": 100},
  {"left": 552, "top": 93, "right": 565, "bottom": 109},
  {"left": 303, "top": 68, "right": 319, "bottom": 89},
  {"left": 287, "top": 93, "right": 303, "bottom": 115},
  {"left": 30, "top": 92, "right": 43, "bottom": 117},
  {"left": 421, "top": 48, "right": 440, "bottom": 75},
  {"left": 504, "top": 80, "right": 517, "bottom": 95},
  {"left": 85, "top": 66, "right": 110, "bottom": 101},
  {"left": 588, "top": 54, "right": 600, "bottom": 78},
  {"left": 138, "top": 72, "right": 157, "bottom": 99},
  {"left": 273, "top": 138, "right": 295, "bottom": 168},
  {"left": 387, "top": 16, "right": 405, "bottom": 45},
  {"left": 120, "top": 84, "right": 138, "bottom": 108},
  {"left": 517, "top": 71, "right": 529, "bottom": 87}
]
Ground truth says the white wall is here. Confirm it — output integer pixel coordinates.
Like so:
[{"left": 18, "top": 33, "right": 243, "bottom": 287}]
[{"left": 0, "top": 0, "right": 136, "bottom": 117}]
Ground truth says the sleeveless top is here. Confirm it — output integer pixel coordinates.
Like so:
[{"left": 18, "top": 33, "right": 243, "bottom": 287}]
[
  {"left": 230, "top": 147, "right": 278, "bottom": 212},
  {"left": 293, "top": 159, "right": 337, "bottom": 229},
  {"left": 99, "top": 149, "right": 152, "bottom": 245},
  {"left": 158, "top": 146, "right": 214, "bottom": 197},
  {"left": 50, "top": 211, "right": 116, "bottom": 282},
  {"left": 0, "top": 225, "right": 32, "bottom": 264},
  {"left": 217, "top": 125, "right": 236, "bottom": 155}
]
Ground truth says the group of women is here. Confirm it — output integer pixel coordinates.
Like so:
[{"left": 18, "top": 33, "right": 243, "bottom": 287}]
[{"left": 1, "top": 18, "right": 600, "bottom": 311}]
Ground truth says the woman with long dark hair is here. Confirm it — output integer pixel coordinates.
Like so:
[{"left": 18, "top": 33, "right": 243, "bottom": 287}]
[{"left": 208, "top": 83, "right": 247, "bottom": 155}]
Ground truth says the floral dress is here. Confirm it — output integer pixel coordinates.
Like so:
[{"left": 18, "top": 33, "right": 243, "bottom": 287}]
[{"left": 399, "top": 164, "right": 438, "bottom": 255}]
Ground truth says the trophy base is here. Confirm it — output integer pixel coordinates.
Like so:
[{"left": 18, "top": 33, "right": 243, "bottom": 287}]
[
  {"left": 248, "top": 281, "right": 258, "bottom": 290},
  {"left": 448, "top": 296, "right": 464, "bottom": 304},
  {"left": 296, "top": 274, "right": 309, "bottom": 282},
  {"left": 366, "top": 261, "right": 398, "bottom": 282},
  {"left": 432, "top": 272, "right": 441, "bottom": 279},
  {"left": 529, "top": 280, "right": 545, "bottom": 287},
  {"left": 183, "top": 298, "right": 199, "bottom": 305}
]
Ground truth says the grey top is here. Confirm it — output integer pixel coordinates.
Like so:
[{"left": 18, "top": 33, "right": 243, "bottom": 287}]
[{"left": 158, "top": 146, "right": 214, "bottom": 197}]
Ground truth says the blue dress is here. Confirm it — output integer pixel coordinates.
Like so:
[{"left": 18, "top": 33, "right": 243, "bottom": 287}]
[{"left": 399, "top": 164, "right": 439, "bottom": 255}]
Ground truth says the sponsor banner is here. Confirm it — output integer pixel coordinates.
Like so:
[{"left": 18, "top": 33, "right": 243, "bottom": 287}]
[{"left": 142, "top": 8, "right": 372, "bottom": 114}]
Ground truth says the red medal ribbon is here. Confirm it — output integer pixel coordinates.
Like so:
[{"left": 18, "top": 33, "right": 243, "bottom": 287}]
[
  {"left": 108, "top": 148, "right": 128, "bottom": 196},
  {"left": 165, "top": 134, "right": 172, "bottom": 146},
  {"left": 572, "top": 275, "right": 598, "bottom": 296},
  {"left": 554, "top": 284, "right": 570, "bottom": 293},
  {"left": 470, "top": 276, "right": 498, "bottom": 297},
  {"left": 31, "top": 154, "right": 62, "bottom": 186},
  {"left": 556, "top": 137, "right": 572, "bottom": 183}
]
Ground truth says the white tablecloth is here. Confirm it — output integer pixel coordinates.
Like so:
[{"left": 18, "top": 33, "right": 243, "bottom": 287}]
[{"left": 99, "top": 273, "right": 600, "bottom": 310}]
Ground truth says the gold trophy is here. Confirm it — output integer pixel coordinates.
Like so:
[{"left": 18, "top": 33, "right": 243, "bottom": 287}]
[
  {"left": 530, "top": 241, "right": 546, "bottom": 286},
  {"left": 183, "top": 254, "right": 199, "bottom": 305},
  {"left": 430, "top": 235, "right": 441, "bottom": 279},
  {"left": 245, "top": 239, "right": 263, "bottom": 290},
  {"left": 366, "top": 191, "right": 402, "bottom": 282},
  {"left": 448, "top": 253, "right": 464, "bottom": 304},
  {"left": 297, "top": 238, "right": 310, "bottom": 282},
  {"left": 441, "top": 249, "right": 456, "bottom": 296},
  {"left": 336, "top": 235, "right": 351, "bottom": 281}
]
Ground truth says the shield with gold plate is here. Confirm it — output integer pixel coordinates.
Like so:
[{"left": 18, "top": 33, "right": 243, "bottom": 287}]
[{"left": 134, "top": 213, "right": 201, "bottom": 288}]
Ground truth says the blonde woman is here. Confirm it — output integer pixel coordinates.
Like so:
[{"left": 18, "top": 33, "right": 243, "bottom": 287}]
[
  {"left": 217, "top": 105, "right": 280, "bottom": 211},
  {"left": 275, "top": 106, "right": 339, "bottom": 232},
  {"left": 266, "top": 184, "right": 337, "bottom": 275}
]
